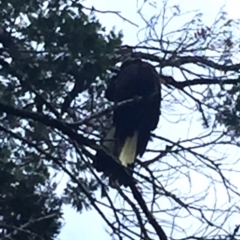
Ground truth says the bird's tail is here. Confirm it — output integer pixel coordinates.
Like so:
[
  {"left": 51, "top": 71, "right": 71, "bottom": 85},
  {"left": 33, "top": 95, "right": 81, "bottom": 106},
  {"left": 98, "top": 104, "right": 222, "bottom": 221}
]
[
  {"left": 119, "top": 131, "right": 138, "bottom": 166},
  {"left": 93, "top": 127, "right": 116, "bottom": 173},
  {"left": 102, "top": 126, "right": 116, "bottom": 152},
  {"left": 98, "top": 127, "right": 139, "bottom": 167},
  {"left": 94, "top": 127, "right": 138, "bottom": 187}
]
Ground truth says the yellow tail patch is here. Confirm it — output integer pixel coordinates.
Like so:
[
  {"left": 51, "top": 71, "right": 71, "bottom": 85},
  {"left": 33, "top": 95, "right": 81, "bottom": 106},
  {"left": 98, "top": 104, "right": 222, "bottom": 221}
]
[{"left": 119, "top": 131, "right": 138, "bottom": 166}]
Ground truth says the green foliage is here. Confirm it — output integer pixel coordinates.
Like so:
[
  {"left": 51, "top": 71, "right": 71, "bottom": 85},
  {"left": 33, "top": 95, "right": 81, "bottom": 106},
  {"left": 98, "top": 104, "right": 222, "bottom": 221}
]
[
  {"left": 0, "top": 0, "right": 122, "bottom": 238},
  {"left": 0, "top": 0, "right": 122, "bottom": 109},
  {"left": 220, "top": 85, "right": 240, "bottom": 133},
  {"left": 205, "top": 83, "right": 240, "bottom": 137},
  {"left": 0, "top": 145, "right": 62, "bottom": 240}
]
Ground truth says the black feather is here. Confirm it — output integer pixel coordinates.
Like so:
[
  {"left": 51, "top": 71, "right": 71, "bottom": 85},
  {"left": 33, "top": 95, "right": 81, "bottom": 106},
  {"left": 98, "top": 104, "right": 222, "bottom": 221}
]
[{"left": 94, "top": 59, "right": 161, "bottom": 186}]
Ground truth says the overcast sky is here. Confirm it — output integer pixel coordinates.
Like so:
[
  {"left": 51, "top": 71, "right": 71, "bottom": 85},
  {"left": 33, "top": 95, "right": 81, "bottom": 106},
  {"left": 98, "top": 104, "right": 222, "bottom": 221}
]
[{"left": 58, "top": 1, "right": 240, "bottom": 239}]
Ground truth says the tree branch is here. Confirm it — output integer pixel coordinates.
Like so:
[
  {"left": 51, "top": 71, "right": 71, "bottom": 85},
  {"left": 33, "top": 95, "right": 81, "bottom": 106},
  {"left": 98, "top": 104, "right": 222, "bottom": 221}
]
[
  {"left": 128, "top": 51, "right": 240, "bottom": 72},
  {"left": 159, "top": 75, "right": 240, "bottom": 89}
]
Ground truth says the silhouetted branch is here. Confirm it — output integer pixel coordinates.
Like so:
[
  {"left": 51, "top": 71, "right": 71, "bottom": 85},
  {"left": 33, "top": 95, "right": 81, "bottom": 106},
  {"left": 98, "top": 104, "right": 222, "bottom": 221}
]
[{"left": 82, "top": 6, "right": 139, "bottom": 27}]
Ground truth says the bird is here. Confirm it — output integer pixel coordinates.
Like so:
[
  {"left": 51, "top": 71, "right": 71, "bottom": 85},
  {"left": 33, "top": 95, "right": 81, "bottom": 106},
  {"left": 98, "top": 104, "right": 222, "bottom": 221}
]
[{"left": 94, "top": 58, "right": 161, "bottom": 184}]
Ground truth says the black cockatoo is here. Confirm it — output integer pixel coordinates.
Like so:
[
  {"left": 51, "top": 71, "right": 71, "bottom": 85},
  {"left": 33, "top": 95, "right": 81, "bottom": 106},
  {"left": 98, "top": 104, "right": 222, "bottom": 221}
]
[{"left": 94, "top": 58, "right": 161, "bottom": 183}]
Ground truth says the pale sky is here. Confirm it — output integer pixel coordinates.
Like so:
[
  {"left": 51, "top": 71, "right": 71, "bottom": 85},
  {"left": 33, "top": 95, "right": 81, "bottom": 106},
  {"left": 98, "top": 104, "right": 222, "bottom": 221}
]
[{"left": 58, "top": 1, "right": 240, "bottom": 240}]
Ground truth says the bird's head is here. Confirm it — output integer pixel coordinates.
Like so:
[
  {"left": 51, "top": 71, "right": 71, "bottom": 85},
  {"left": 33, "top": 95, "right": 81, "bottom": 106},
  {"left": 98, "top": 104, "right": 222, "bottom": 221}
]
[{"left": 120, "top": 57, "right": 142, "bottom": 70}]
